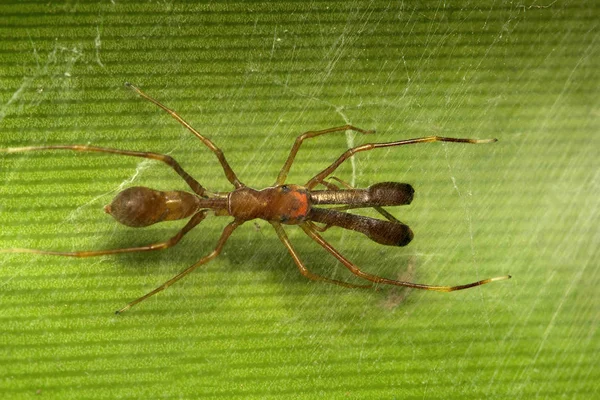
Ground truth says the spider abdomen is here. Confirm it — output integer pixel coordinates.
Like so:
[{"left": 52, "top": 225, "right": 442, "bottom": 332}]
[{"left": 105, "top": 186, "right": 200, "bottom": 227}]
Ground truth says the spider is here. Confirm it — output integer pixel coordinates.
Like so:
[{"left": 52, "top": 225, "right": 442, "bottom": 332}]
[{"left": 0, "top": 83, "right": 510, "bottom": 313}]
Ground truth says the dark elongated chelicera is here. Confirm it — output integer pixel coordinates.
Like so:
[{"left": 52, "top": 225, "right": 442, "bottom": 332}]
[{"left": 0, "top": 83, "right": 510, "bottom": 313}]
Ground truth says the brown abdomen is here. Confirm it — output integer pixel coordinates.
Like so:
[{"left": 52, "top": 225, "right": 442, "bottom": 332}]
[{"left": 105, "top": 186, "right": 199, "bottom": 227}]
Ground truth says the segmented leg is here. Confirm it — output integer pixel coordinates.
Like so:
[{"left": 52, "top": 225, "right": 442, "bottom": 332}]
[
  {"left": 0, "top": 211, "right": 207, "bottom": 257},
  {"left": 0, "top": 145, "right": 206, "bottom": 196},
  {"left": 126, "top": 83, "right": 244, "bottom": 189},
  {"left": 276, "top": 125, "right": 375, "bottom": 185},
  {"left": 306, "top": 221, "right": 331, "bottom": 233},
  {"left": 306, "top": 136, "right": 497, "bottom": 189},
  {"left": 301, "top": 223, "right": 510, "bottom": 291},
  {"left": 270, "top": 222, "right": 372, "bottom": 289},
  {"left": 117, "top": 219, "right": 242, "bottom": 313}
]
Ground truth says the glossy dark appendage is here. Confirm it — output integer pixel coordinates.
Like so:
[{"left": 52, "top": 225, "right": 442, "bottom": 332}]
[
  {"left": 309, "top": 207, "right": 414, "bottom": 247},
  {"left": 310, "top": 182, "right": 414, "bottom": 207}
]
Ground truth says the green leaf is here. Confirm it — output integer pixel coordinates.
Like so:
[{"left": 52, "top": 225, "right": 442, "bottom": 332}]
[{"left": 1, "top": 1, "right": 597, "bottom": 398}]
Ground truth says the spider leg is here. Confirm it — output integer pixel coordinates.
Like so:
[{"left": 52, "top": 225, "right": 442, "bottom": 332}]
[
  {"left": 126, "top": 83, "right": 244, "bottom": 189},
  {"left": 300, "top": 223, "right": 510, "bottom": 291},
  {"left": 306, "top": 136, "right": 497, "bottom": 189},
  {"left": 0, "top": 211, "right": 207, "bottom": 257},
  {"left": 116, "top": 219, "right": 242, "bottom": 313},
  {"left": 270, "top": 222, "right": 372, "bottom": 289},
  {"left": 0, "top": 144, "right": 206, "bottom": 196},
  {"left": 276, "top": 125, "right": 375, "bottom": 185}
]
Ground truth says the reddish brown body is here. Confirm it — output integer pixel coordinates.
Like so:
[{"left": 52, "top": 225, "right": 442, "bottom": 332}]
[
  {"left": 104, "top": 182, "right": 415, "bottom": 248},
  {"left": 105, "top": 185, "right": 313, "bottom": 227},
  {"left": 228, "top": 185, "right": 310, "bottom": 224},
  {"left": 0, "top": 83, "right": 509, "bottom": 313}
]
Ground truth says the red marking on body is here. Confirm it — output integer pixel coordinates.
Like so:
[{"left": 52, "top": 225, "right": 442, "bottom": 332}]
[{"left": 290, "top": 191, "right": 309, "bottom": 219}]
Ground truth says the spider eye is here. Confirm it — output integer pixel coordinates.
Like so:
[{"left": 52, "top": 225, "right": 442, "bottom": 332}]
[{"left": 280, "top": 185, "right": 290, "bottom": 192}]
